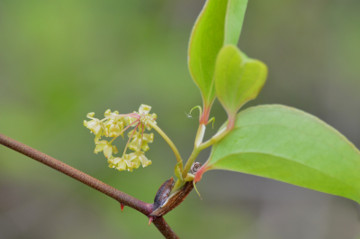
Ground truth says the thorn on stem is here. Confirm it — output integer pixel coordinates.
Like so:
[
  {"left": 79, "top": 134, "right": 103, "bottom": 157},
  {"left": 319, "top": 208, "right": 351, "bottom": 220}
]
[
  {"left": 120, "top": 203, "right": 125, "bottom": 212},
  {"left": 148, "top": 216, "right": 154, "bottom": 225}
]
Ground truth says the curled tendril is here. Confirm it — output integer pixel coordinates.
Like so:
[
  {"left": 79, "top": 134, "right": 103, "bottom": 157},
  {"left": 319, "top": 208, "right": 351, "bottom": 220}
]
[{"left": 186, "top": 105, "right": 202, "bottom": 120}]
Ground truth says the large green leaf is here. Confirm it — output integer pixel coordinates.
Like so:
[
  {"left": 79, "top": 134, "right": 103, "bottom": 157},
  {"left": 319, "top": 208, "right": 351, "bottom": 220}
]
[
  {"left": 188, "top": 0, "right": 248, "bottom": 106},
  {"left": 207, "top": 105, "right": 360, "bottom": 203},
  {"left": 215, "top": 45, "right": 267, "bottom": 117}
]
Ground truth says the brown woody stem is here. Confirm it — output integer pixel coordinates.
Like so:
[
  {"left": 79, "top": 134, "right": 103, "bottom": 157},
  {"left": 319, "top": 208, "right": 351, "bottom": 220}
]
[
  {"left": 153, "top": 217, "right": 179, "bottom": 239},
  {"left": 0, "top": 133, "right": 179, "bottom": 239}
]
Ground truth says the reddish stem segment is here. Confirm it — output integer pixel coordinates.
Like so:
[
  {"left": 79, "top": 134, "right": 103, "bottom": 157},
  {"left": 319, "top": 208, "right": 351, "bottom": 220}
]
[
  {"left": 199, "top": 105, "right": 211, "bottom": 125},
  {"left": 0, "top": 133, "right": 178, "bottom": 239},
  {"left": 153, "top": 217, "right": 179, "bottom": 239}
]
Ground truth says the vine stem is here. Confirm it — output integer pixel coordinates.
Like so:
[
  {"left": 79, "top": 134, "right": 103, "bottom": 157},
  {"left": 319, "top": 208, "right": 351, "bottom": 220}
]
[
  {"left": 0, "top": 133, "right": 179, "bottom": 239},
  {"left": 182, "top": 124, "right": 230, "bottom": 179},
  {"left": 181, "top": 124, "right": 205, "bottom": 179}
]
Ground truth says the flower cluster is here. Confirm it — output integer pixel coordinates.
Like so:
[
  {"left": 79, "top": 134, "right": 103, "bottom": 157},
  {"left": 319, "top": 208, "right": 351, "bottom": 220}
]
[{"left": 83, "top": 104, "right": 157, "bottom": 172}]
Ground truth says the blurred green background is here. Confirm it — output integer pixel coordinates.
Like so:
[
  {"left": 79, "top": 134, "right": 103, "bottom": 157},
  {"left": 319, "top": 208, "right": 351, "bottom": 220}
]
[{"left": 1, "top": 0, "right": 360, "bottom": 238}]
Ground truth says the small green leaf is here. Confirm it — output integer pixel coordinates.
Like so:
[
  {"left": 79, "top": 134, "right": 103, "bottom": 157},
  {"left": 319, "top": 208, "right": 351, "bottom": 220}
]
[
  {"left": 188, "top": 0, "right": 248, "bottom": 106},
  {"left": 207, "top": 105, "right": 360, "bottom": 203},
  {"left": 214, "top": 45, "right": 267, "bottom": 117}
]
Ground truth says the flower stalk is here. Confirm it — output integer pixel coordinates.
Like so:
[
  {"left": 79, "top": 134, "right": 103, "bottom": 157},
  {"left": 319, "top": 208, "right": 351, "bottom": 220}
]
[{"left": 149, "top": 122, "right": 183, "bottom": 166}]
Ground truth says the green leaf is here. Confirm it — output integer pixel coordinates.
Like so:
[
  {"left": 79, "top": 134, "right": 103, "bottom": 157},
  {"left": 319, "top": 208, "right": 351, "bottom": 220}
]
[
  {"left": 207, "top": 105, "right": 360, "bottom": 203},
  {"left": 214, "top": 45, "right": 267, "bottom": 117},
  {"left": 188, "top": 0, "right": 248, "bottom": 106}
]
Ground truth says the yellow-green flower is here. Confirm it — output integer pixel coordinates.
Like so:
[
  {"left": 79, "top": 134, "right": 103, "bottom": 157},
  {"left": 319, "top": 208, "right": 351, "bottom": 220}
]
[
  {"left": 127, "top": 151, "right": 152, "bottom": 168},
  {"left": 104, "top": 119, "right": 124, "bottom": 137},
  {"left": 94, "top": 140, "right": 118, "bottom": 159},
  {"left": 84, "top": 112, "right": 103, "bottom": 136},
  {"left": 128, "top": 130, "right": 154, "bottom": 152},
  {"left": 137, "top": 104, "right": 157, "bottom": 130},
  {"left": 108, "top": 157, "right": 127, "bottom": 171},
  {"left": 84, "top": 104, "right": 156, "bottom": 172}
]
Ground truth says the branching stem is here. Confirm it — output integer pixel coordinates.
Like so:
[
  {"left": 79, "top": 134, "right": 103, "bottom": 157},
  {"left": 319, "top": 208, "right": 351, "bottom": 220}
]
[
  {"left": 0, "top": 133, "right": 179, "bottom": 239},
  {"left": 182, "top": 124, "right": 230, "bottom": 179}
]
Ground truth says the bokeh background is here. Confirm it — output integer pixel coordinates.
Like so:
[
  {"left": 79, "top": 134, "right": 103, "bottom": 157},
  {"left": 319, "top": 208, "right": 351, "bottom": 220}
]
[{"left": 1, "top": 0, "right": 360, "bottom": 238}]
